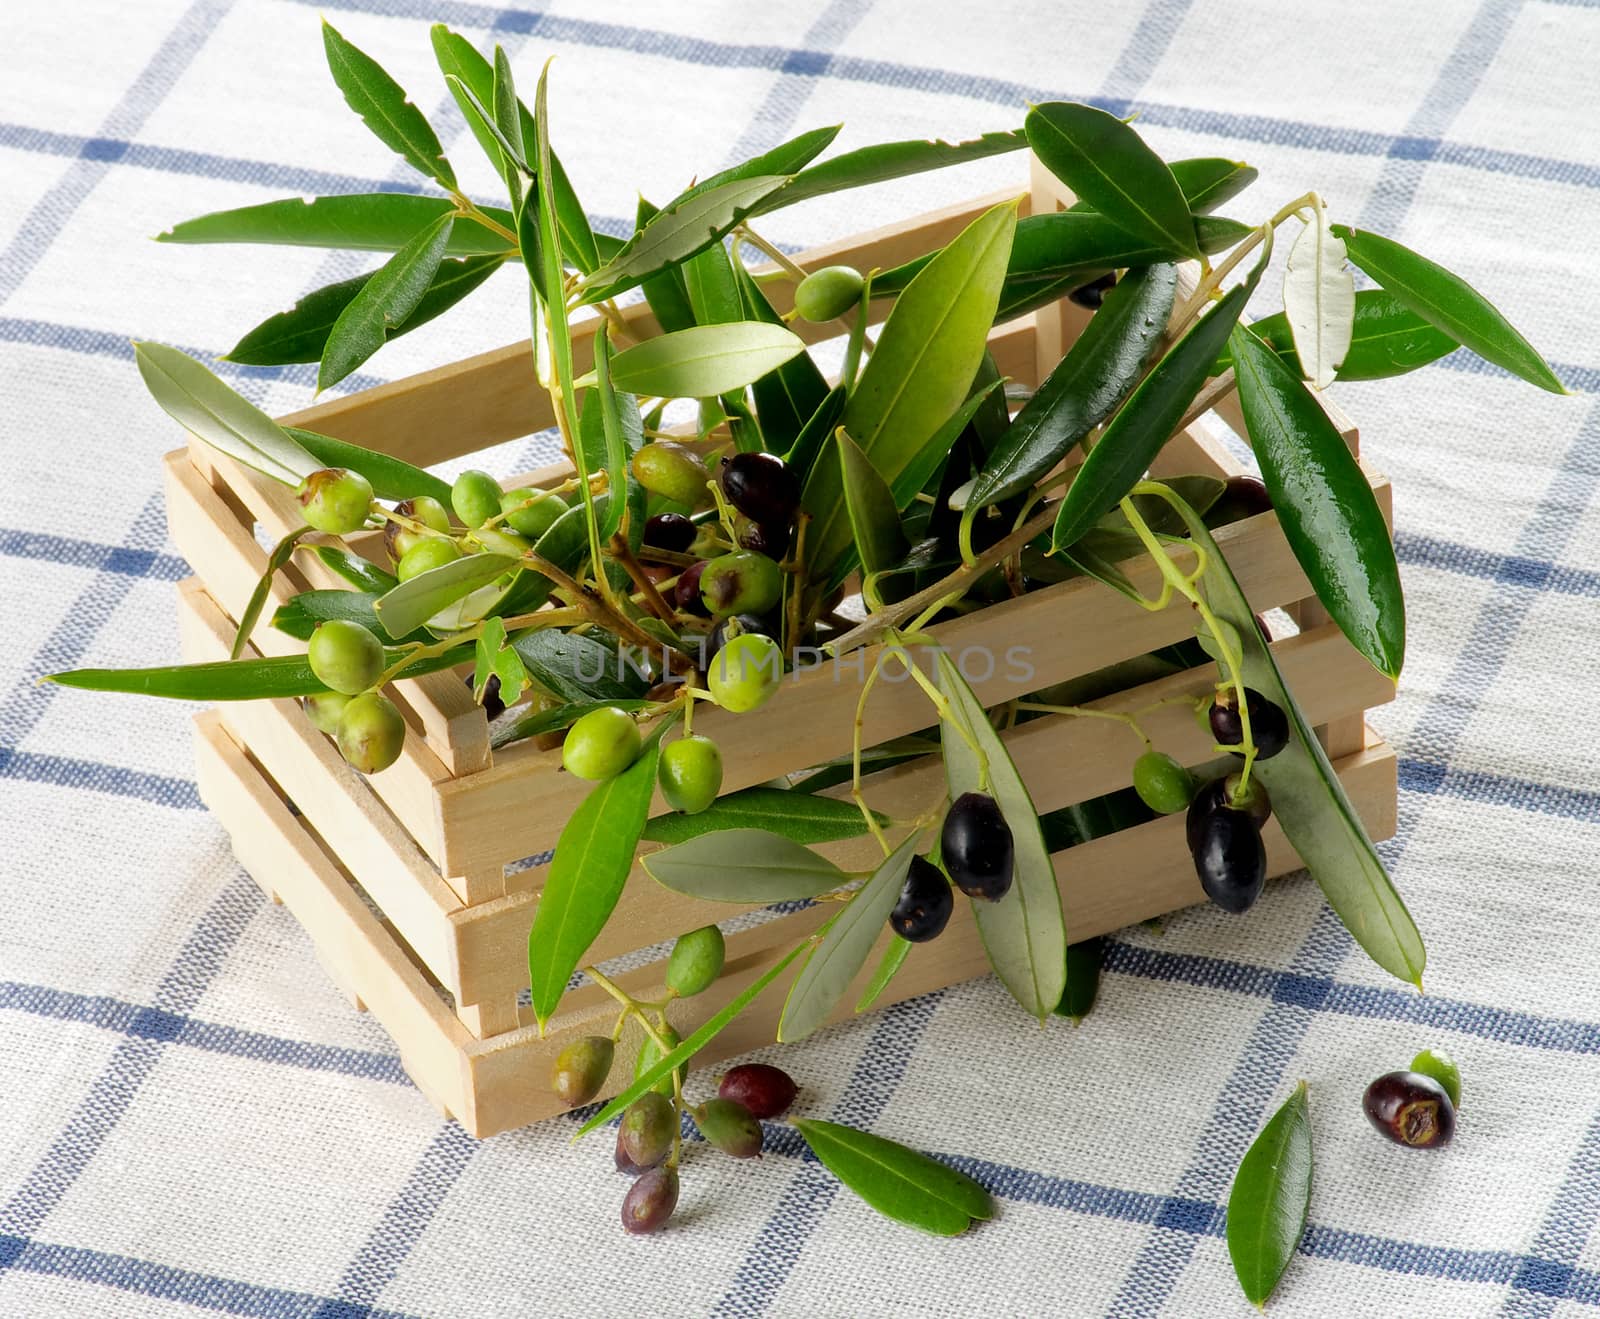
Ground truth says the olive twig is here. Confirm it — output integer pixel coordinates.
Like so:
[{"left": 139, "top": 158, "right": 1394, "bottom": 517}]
[
  {"left": 888, "top": 635, "right": 991, "bottom": 792},
  {"left": 1013, "top": 700, "right": 1150, "bottom": 749}
]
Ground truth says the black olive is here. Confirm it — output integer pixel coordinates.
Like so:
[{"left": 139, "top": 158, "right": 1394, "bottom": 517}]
[
  {"left": 941, "top": 792, "right": 1014, "bottom": 901},
  {"left": 642, "top": 512, "right": 696, "bottom": 554},
  {"left": 1189, "top": 804, "right": 1266, "bottom": 913},
  {"left": 1067, "top": 271, "right": 1118, "bottom": 309},
  {"left": 720, "top": 451, "right": 799, "bottom": 527},
  {"left": 1209, "top": 687, "right": 1290, "bottom": 760},
  {"left": 1205, "top": 475, "right": 1274, "bottom": 526},
  {"left": 673, "top": 560, "right": 710, "bottom": 616},
  {"left": 1363, "top": 1071, "right": 1456, "bottom": 1149},
  {"left": 889, "top": 855, "right": 954, "bottom": 942}
]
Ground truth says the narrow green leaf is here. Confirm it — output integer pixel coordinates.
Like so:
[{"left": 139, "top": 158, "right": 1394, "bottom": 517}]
[
  {"left": 271, "top": 589, "right": 416, "bottom": 644},
  {"left": 935, "top": 649, "right": 1066, "bottom": 1020},
  {"left": 1026, "top": 102, "right": 1198, "bottom": 259},
  {"left": 643, "top": 788, "right": 880, "bottom": 846},
  {"left": 684, "top": 239, "right": 744, "bottom": 327},
  {"left": 758, "top": 129, "right": 1027, "bottom": 214},
  {"left": 598, "top": 322, "right": 806, "bottom": 398},
  {"left": 642, "top": 828, "right": 849, "bottom": 901},
  {"left": 1051, "top": 233, "right": 1267, "bottom": 550},
  {"left": 633, "top": 196, "right": 696, "bottom": 333},
  {"left": 779, "top": 833, "right": 920, "bottom": 1043},
  {"left": 575, "top": 940, "right": 808, "bottom": 1137},
  {"left": 320, "top": 215, "right": 455, "bottom": 390},
  {"left": 968, "top": 263, "right": 1178, "bottom": 513},
  {"left": 1163, "top": 157, "right": 1258, "bottom": 214},
  {"left": 228, "top": 255, "right": 502, "bottom": 368},
  {"left": 793, "top": 1118, "right": 995, "bottom": 1236},
  {"left": 513, "top": 628, "right": 651, "bottom": 704},
  {"left": 284, "top": 427, "right": 452, "bottom": 505},
  {"left": 373, "top": 552, "right": 517, "bottom": 638},
  {"left": 312, "top": 546, "right": 397, "bottom": 594},
  {"left": 733, "top": 259, "right": 831, "bottom": 452},
  {"left": 231, "top": 527, "right": 309, "bottom": 660},
  {"left": 491, "top": 697, "right": 652, "bottom": 749},
  {"left": 1160, "top": 489, "right": 1425, "bottom": 985},
  {"left": 1052, "top": 938, "right": 1102, "bottom": 1022},
  {"left": 802, "top": 200, "right": 1017, "bottom": 592},
  {"left": 491, "top": 46, "right": 526, "bottom": 185},
  {"left": 674, "top": 125, "right": 840, "bottom": 208},
  {"left": 443, "top": 73, "right": 529, "bottom": 178},
  {"left": 1221, "top": 290, "right": 1457, "bottom": 381},
  {"left": 591, "top": 327, "right": 634, "bottom": 540},
  {"left": 838, "top": 429, "right": 911, "bottom": 583},
  {"left": 1227, "top": 1082, "right": 1313, "bottom": 1307},
  {"left": 156, "top": 194, "right": 514, "bottom": 255},
  {"left": 1333, "top": 224, "right": 1564, "bottom": 394},
  {"left": 322, "top": 20, "right": 455, "bottom": 189},
  {"left": 1282, "top": 208, "right": 1354, "bottom": 389},
  {"left": 855, "top": 935, "right": 911, "bottom": 1013},
  {"left": 528, "top": 718, "right": 675, "bottom": 1028},
  {"left": 133, "top": 342, "right": 319, "bottom": 486},
  {"left": 581, "top": 175, "right": 791, "bottom": 302}
]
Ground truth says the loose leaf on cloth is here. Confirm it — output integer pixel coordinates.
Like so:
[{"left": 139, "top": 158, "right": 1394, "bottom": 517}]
[
  {"left": 157, "top": 194, "right": 516, "bottom": 256},
  {"left": 755, "top": 129, "right": 1027, "bottom": 214},
  {"left": 322, "top": 20, "right": 455, "bottom": 190},
  {"left": 318, "top": 215, "right": 456, "bottom": 389},
  {"left": 133, "top": 342, "right": 320, "bottom": 485},
  {"left": 935, "top": 649, "right": 1066, "bottom": 1020},
  {"left": 284, "top": 427, "right": 452, "bottom": 505},
  {"left": 232, "top": 526, "right": 309, "bottom": 659},
  {"left": 1332, "top": 225, "right": 1566, "bottom": 394},
  {"left": 1026, "top": 102, "right": 1198, "bottom": 258},
  {"left": 1228, "top": 325, "right": 1404, "bottom": 678},
  {"left": 641, "top": 788, "right": 880, "bottom": 846},
  {"left": 1219, "top": 290, "right": 1458, "bottom": 381},
  {"left": 1227, "top": 1082, "right": 1313, "bottom": 1307},
  {"left": 1282, "top": 208, "right": 1354, "bottom": 389},
  {"left": 1160, "top": 489, "right": 1426, "bottom": 986},
  {"left": 576, "top": 941, "right": 809, "bottom": 1137},
  {"left": 855, "top": 935, "right": 911, "bottom": 1012},
  {"left": 838, "top": 430, "right": 911, "bottom": 583},
  {"left": 373, "top": 553, "right": 518, "bottom": 638},
  {"left": 228, "top": 255, "right": 503, "bottom": 367},
  {"left": 800, "top": 200, "right": 1017, "bottom": 591},
  {"left": 527, "top": 717, "right": 676, "bottom": 1029},
  {"left": 593, "top": 323, "right": 806, "bottom": 399},
  {"left": 793, "top": 1119, "right": 995, "bottom": 1236},
  {"left": 643, "top": 828, "right": 849, "bottom": 901},
  {"left": 778, "top": 833, "right": 921, "bottom": 1043},
  {"left": 966, "top": 262, "right": 1178, "bottom": 515}
]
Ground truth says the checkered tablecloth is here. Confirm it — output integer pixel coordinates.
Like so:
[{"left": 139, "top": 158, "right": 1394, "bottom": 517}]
[{"left": 5, "top": 1, "right": 1600, "bottom": 1315}]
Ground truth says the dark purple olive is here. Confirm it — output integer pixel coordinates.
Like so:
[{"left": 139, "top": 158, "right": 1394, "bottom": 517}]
[
  {"left": 1363, "top": 1071, "right": 1456, "bottom": 1149},
  {"left": 703, "top": 613, "right": 775, "bottom": 667},
  {"left": 1209, "top": 687, "right": 1290, "bottom": 761},
  {"left": 720, "top": 452, "right": 799, "bottom": 527},
  {"left": 1206, "top": 475, "right": 1274, "bottom": 527},
  {"left": 734, "top": 514, "right": 789, "bottom": 560},
  {"left": 941, "top": 792, "right": 1014, "bottom": 901},
  {"left": 643, "top": 512, "right": 697, "bottom": 554},
  {"left": 1186, "top": 776, "right": 1272, "bottom": 851},
  {"left": 889, "top": 855, "right": 954, "bottom": 942},
  {"left": 621, "top": 1166, "right": 680, "bottom": 1234},
  {"left": 1067, "top": 271, "right": 1118, "bottom": 309},
  {"left": 692, "top": 1098, "right": 763, "bottom": 1159},
  {"left": 673, "top": 560, "right": 710, "bottom": 616},
  {"left": 718, "top": 1063, "right": 798, "bottom": 1119},
  {"left": 1190, "top": 803, "right": 1266, "bottom": 913},
  {"left": 464, "top": 672, "right": 505, "bottom": 720}
]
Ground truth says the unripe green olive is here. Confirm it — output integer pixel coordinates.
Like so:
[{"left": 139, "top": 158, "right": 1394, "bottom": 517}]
[
  {"left": 619, "top": 1091, "right": 675, "bottom": 1169},
  {"left": 471, "top": 525, "right": 531, "bottom": 559},
  {"left": 296, "top": 467, "right": 373, "bottom": 535},
  {"left": 666, "top": 925, "right": 725, "bottom": 998},
  {"left": 631, "top": 441, "right": 711, "bottom": 508},
  {"left": 699, "top": 550, "right": 782, "bottom": 617},
  {"left": 396, "top": 535, "right": 462, "bottom": 581},
  {"left": 451, "top": 469, "right": 504, "bottom": 529},
  {"left": 658, "top": 735, "right": 723, "bottom": 814},
  {"left": 550, "top": 1034, "right": 615, "bottom": 1107},
  {"left": 1410, "top": 1048, "right": 1462, "bottom": 1109},
  {"left": 386, "top": 494, "right": 452, "bottom": 560},
  {"left": 562, "top": 706, "right": 643, "bottom": 781},
  {"left": 635, "top": 1024, "right": 684, "bottom": 1096},
  {"left": 793, "top": 264, "right": 865, "bottom": 322},
  {"left": 336, "top": 692, "right": 406, "bottom": 774},
  {"left": 1131, "top": 750, "right": 1194, "bottom": 815},
  {"left": 501, "top": 486, "right": 567, "bottom": 538},
  {"left": 307, "top": 619, "right": 384, "bottom": 696},
  {"left": 707, "top": 632, "right": 783, "bottom": 714},
  {"left": 692, "top": 1097, "right": 763, "bottom": 1159},
  {"left": 301, "top": 691, "right": 350, "bottom": 735}
]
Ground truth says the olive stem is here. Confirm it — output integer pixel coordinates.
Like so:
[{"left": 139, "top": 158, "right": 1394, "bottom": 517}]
[
  {"left": 1168, "top": 191, "right": 1318, "bottom": 338},
  {"left": 581, "top": 966, "right": 683, "bottom": 1151},
  {"left": 449, "top": 196, "right": 520, "bottom": 248},
  {"left": 849, "top": 649, "right": 896, "bottom": 858},
  {"left": 785, "top": 511, "right": 811, "bottom": 653},
  {"left": 610, "top": 532, "right": 677, "bottom": 623},
  {"left": 1013, "top": 700, "right": 1149, "bottom": 749},
  {"left": 888, "top": 634, "right": 991, "bottom": 793}
]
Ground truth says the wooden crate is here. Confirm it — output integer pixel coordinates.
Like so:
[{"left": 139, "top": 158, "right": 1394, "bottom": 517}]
[{"left": 167, "top": 163, "right": 1399, "bottom": 1136}]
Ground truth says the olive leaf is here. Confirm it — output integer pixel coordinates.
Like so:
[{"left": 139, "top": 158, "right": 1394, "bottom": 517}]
[
  {"left": 373, "top": 553, "right": 518, "bottom": 639},
  {"left": 1053, "top": 938, "right": 1102, "bottom": 1023},
  {"left": 319, "top": 214, "right": 455, "bottom": 390},
  {"left": 757, "top": 129, "right": 1027, "bottom": 214},
  {"left": 675, "top": 124, "right": 840, "bottom": 208},
  {"left": 575, "top": 940, "right": 809, "bottom": 1138},
  {"left": 1332, "top": 224, "right": 1565, "bottom": 394},
  {"left": 854, "top": 934, "right": 911, "bottom": 1012},
  {"left": 227, "top": 255, "right": 503, "bottom": 368},
  {"left": 133, "top": 342, "right": 320, "bottom": 486},
  {"left": 1227, "top": 1081, "right": 1313, "bottom": 1307},
  {"left": 1161, "top": 489, "right": 1426, "bottom": 986},
  {"left": 1027, "top": 102, "right": 1198, "bottom": 259},
  {"left": 1229, "top": 324, "right": 1404, "bottom": 679},
  {"left": 590, "top": 322, "right": 807, "bottom": 399},
  {"left": 156, "top": 194, "right": 516, "bottom": 256},
  {"left": 312, "top": 546, "right": 397, "bottom": 594},
  {"left": 284, "top": 427, "right": 452, "bottom": 505},
  {"left": 801, "top": 199, "right": 1017, "bottom": 593},
  {"left": 642, "top": 827, "right": 849, "bottom": 900},
  {"left": 1138, "top": 157, "right": 1257, "bottom": 215},
  {"left": 528, "top": 716, "right": 676, "bottom": 1030},
  {"left": 472, "top": 617, "right": 527, "bottom": 707},
  {"left": 513, "top": 628, "right": 651, "bottom": 704},
  {"left": 1282, "top": 208, "right": 1354, "bottom": 389},
  {"left": 778, "top": 834, "right": 922, "bottom": 1043},
  {"left": 443, "top": 74, "right": 529, "bottom": 186},
  {"left": 321, "top": 20, "right": 455, "bottom": 190},
  {"left": 641, "top": 788, "right": 881, "bottom": 846},
  {"left": 935, "top": 649, "right": 1066, "bottom": 1021},
  {"left": 633, "top": 196, "right": 697, "bottom": 334},
  {"left": 792, "top": 1119, "right": 995, "bottom": 1236},
  {"left": 1219, "top": 290, "right": 1458, "bottom": 381},
  {"left": 230, "top": 526, "right": 309, "bottom": 661},
  {"left": 966, "top": 262, "right": 1178, "bottom": 516},
  {"left": 587, "top": 327, "right": 635, "bottom": 541},
  {"left": 838, "top": 429, "right": 911, "bottom": 584},
  {"left": 272, "top": 588, "right": 419, "bottom": 643}
]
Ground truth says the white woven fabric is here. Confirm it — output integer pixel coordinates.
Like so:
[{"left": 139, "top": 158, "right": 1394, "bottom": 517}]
[{"left": 3, "top": 1, "right": 1599, "bottom": 1315}]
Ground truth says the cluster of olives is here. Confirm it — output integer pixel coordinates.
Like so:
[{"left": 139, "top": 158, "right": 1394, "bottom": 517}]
[
  {"left": 886, "top": 793, "right": 1016, "bottom": 943},
  {"left": 1363, "top": 1049, "right": 1462, "bottom": 1150}
]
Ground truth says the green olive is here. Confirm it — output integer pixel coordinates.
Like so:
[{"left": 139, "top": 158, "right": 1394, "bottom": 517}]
[
  {"left": 1131, "top": 750, "right": 1194, "bottom": 815},
  {"left": 451, "top": 469, "right": 504, "bottom": 529},
  {"left": 707, "top": 632, "right": 783, "bottom": 714},
  {"left": 658, "top": 735, "right": 723, "bottom": 814},
  {"left": 301, "top": 691, "right": 350, "bottom": 735},
  {"left": 387, "top": 494, "right": 452, "bottom": 560},
  {"left": 793, "top": 265, "right": 865, "bottom": 322},
  {"left": 396, "top": 535, "right": 462, "bottom": 581},
  {"left": 306, "top": 619, "right": 384, "bottom": 696},
  {"left": 562, "top": 706, "right": 643, "bottom": 781},
  {"left": 296, "top": 467, "right": 374, "bottom": 535},
  {"left": 665, "top": 924, "right": 725, "bottom": 998},
  {"left": 631, "top": 442, "right": 711, "bottom": 508},
  {"left": 336, "top": 691, "right": 406, "bottom": 774},
  {"left": 550, "top": 1035, "right": 615, "bottom": 1107},
  {"left": 699, "top": 550, "right": 782, "bottom": 617},
  {"left": 501, "top": 486, "right": 568, "bottom": 538}
]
